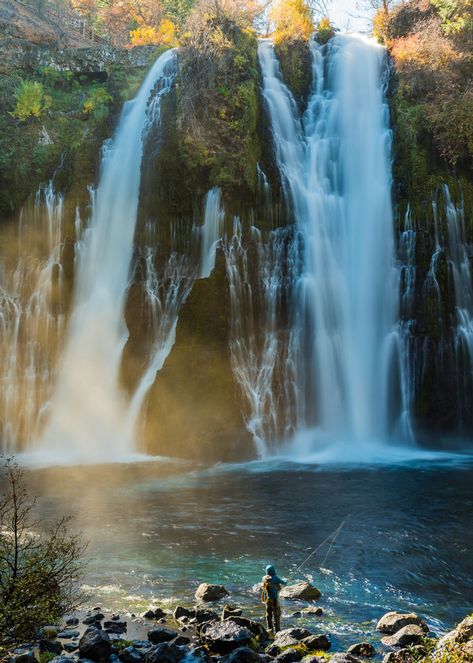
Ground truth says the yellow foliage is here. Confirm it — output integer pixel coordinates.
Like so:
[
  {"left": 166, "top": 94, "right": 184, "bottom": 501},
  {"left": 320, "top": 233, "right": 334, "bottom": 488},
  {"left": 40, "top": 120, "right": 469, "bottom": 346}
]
[
  {"left": 373, "top": 8, "right": 390, "bottom": 43},
  {"left": 390, "top": 31, "right": 459, "bottom": 70},
  {"left": 11, "top": 80, "right": 46, "bottom": 121},
  {"left": 129, "top": 18, "right": 177, "bottom": 46},
  {"left": 271, "top": 0, "right": 314, "bottom": 45},
  {"left": 316, "top": 16, "right": 335, "bottom": 44}
]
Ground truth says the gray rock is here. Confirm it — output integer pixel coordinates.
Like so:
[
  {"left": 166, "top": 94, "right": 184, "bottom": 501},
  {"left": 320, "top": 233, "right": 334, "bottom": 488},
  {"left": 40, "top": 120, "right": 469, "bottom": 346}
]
[
  {"left": 8, "top": 651, "right": 38, "bottom": 663},
  {"left": 347, "top": 642, "right": 375, "bottom": 658},
  {"left": 201, "top": 620, "right": 253, "bottom": 654},
  {"left": 275, "top": 649, "right": 303, "bottom": 662},
  {"left": 381, "top": 625, "right": 425, "bottom": 648},
  {"left": 78, "top": 626, "right": 112, "bottom": 661},
  {"left": 376, "top": 612, "right": 427, "bottom": 635},
  {"left": 193, "top": 609, "right": 219, "bottom": 624},
  {"left": 49, "top": 657, "right": 77, "bottom": 663},
  {"left": 104, "top": 621, "right": 127, "bottom": 634},
  {"left": 221, "top": 647, "right": 261, "bottom": 663},
  {"left": 280, "top": 583, "right": 321, "bottom": 601},
  {"left": 302, "top": 634, "right": 330, "bottom": 652},
  {"left": 147, "top": 627, "right": 179, "bottom": 644},
  {"left": 382, "top": 651, "right": 416, "bottom": 663},
  {"left": 63, "top": 644, "right": 78, "bottom": 653},
  {"left": 83, "top": 614, "right": 104, "bottom": 626},
  {"left": 144, "top": 643, "right": 182, "bottom": 663},
  {"left": 119, "top": 647, "right": 144, "bottom": 663},
  {"left": 273, "top": 628, "right": 313, "bottom": 648},
  {"left": 66, "top": 618, "right": 80, "bottom": 626},
  {"left": 39, "top": 640, "right": 63, "bottom": 655},
  {"left": 330, "top": 655, "right": 362, "bottom": 663},
  {"left": 195, "top": 583, "right": 229, "bottom": 602},
  {"left": 301, "top": 657, "right": 326, "bottom": 663}
]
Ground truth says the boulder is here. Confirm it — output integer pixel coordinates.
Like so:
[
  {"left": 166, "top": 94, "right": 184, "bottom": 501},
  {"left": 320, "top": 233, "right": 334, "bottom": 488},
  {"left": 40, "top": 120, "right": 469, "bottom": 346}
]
[
  {"left": 302, "top": 634, "right": 330, "bottom": 651},
  {"left": 376, "top": 612, "right": 427, "bottom": 635},
  {"left": 147, "top": 627, "right": 178, "bottom": 644},
  {"left": 224, "top": 616, "right": 268, "bottom": 641},
  {"left": 382, "top": 625, "right": 425, "bottom": 649},
  {"left": 301, "top": 607, "right": 323, "bottom": 617},
  {"left": 193, "top": 608, "right": 219, "bottom": 624},
  {"left": 201, "top": 620, "right": 253, "bottom": 654},
  {"left": 39, "top": 640, "right": 63, "bottom": 655},
  {"left": 433, "top": 614, "right": 473, "bottom": 661},
  {"left": 195, "top": 583, "right": 229, "bottom": 602},
  {"left": 221, "top": 647, "right": 261, "bottom": 663},
  {"left": 347, "top": 642, "right": 375, "bottom": 658},
  {"left": 330, "top": 655, "right": 362, "bottom": 663},
  {"left": 274, "top": 628, "right": 313, "bottom": 648},
  {"left": 222, "top": 605, "right": 243, "bottom": 620},
  {"left": 119, "top": 647, "right": 144, "bottom": 663},
  {"left": 63, "top": 644, "right": 78, "bottom": 653},
  {"left": 144, "top": 643, "right": 182, "bottom": 663},
  {"left": 174, "top": 607, "right": 196, "bottom": 620},
  {"left": 280, "top": 583, "right": 321, "bottom": 601},
  {"left": 301, "top": 657, "right": 327, "bottom": 663},
  {"left": 83, "top": 614, "right": 104, "bottom": 626},
  {"left": 66, "top": 618, "right": 79, "bottom": 626},
  {"left": 382, "top": 651, "right": 416, "bottom": 663},
  {"left": 79, "top": 626, "right": 112, "bottom": 661},
  {"left": 8, "top": 651, "right": 38, "bottom": 663},
  {"left": 104, "top": 621, "right": 127, "bottom": 634},
  {"left": 275, "top": 649, "right": 303, "bottom": 662},
  {"left": 142, "top": 608, "right": 167, "bottom": 620}
]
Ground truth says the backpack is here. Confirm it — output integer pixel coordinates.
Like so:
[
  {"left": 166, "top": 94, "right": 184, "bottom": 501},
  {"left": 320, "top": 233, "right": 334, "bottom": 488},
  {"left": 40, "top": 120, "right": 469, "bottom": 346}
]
[{"left": 261, "top": 574, "right": 275, "bottom": 603}]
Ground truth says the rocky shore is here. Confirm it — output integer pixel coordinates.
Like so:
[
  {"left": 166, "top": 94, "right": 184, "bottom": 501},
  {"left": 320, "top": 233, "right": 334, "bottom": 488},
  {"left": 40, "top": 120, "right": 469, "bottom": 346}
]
[{"left": 6, "top": 582, "right": 473, "bottom": 663}]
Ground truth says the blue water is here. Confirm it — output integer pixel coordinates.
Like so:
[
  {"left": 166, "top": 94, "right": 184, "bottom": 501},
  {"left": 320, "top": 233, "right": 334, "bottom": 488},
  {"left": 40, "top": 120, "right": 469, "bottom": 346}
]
[{"left": 22, "top": 459, "right": 473, "bottom": 653}]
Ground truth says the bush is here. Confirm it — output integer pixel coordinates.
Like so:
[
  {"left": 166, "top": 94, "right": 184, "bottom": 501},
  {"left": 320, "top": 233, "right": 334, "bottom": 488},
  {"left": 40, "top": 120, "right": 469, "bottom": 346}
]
[
  {"left": 0, "top": 459, "right": 87, "bottom": 647},
  {"left": 83, "top": 86, "right": 113, "bottom": 123},
  {"left": 315, "top": 16, "right": 335, "bottom": 44},
  {"left": 11, "top": 80, "right": 48, "bottom": 121}
]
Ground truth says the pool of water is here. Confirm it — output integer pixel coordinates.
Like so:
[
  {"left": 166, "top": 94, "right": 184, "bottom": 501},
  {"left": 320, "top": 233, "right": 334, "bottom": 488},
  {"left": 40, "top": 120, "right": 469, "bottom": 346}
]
[{"left": 20, "top": 457, "right": 473, "bottom": 653}]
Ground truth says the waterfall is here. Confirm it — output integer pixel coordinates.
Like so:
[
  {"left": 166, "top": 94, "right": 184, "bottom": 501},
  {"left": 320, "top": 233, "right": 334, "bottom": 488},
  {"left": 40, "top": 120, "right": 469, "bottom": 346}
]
[
  {"left": 199, "top": 187, "right": 225, "bottom": 279},
  {"left": 259, "top": 35, "right": 401, "bottom": 453},
  {"left": 34, "top": 49, "right": 177, "bottom": 461}
]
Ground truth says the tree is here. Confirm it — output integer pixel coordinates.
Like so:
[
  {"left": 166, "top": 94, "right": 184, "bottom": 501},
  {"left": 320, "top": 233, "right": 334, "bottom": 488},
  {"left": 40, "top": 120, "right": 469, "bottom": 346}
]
[
  {"left": 270, "top": 0, "right": 314, "bottom": 44},
  {"left": 0, "top": 459, "right": 87, "bottom": 647}
]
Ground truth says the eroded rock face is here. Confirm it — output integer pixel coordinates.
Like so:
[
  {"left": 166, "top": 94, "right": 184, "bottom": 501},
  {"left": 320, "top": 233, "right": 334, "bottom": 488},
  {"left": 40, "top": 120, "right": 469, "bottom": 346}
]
[
  {"left": 434, "top": 614, "right": 473, "bottom": 661},
  {"left": 347, "top": 642, "right": 375, "bottom": 657},
  {"left": 376, "top": 612, "right": 427, "bottom": 635},
  {"left": 195, "top": 583, "right": 229, "bottom": 602},
  {"left": 280, "top": 582, "right": 321, "bottom": 601},
  {"left": 78, "top": 626, "right": 111, "bottom": 662}
]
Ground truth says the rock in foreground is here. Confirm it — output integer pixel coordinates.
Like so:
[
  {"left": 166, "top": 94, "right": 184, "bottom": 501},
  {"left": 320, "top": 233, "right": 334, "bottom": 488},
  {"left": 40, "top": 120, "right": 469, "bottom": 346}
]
[
  {"left": 78, "top": 627, "right": 111, "bottom": 662},
  {"left": 376, "top": 612, "right": 427, "bottom": 635}
]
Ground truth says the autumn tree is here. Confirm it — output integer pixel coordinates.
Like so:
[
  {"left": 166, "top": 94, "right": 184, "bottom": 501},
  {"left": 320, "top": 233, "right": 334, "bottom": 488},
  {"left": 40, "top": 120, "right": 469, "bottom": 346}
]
[
  {"left": 270, "top": 0, "right": 314, "bottom": 44},
  {"left": 0, "top": 459, "right": 87, "bottom": 646}
]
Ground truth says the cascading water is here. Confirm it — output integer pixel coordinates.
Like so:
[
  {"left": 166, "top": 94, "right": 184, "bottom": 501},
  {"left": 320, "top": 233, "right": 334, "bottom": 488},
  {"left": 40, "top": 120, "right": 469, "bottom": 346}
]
[
  {"left": 259, "top": 35, "right": 402, "bottom": 455},
  {"left": 34, "top": 49, "right": 177, "bottom": 461},
  {"left": 199, "top": 187, "right": 225, "bottom": 279}
]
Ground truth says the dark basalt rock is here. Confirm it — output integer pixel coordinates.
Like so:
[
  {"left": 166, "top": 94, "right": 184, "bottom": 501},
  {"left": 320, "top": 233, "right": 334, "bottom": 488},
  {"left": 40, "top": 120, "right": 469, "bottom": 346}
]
[
  {"left": 347, "top": 642, "right": 375, "bottom": 658},
  {"left": 78, "top": 626, "right": 112, "bottom": 662},
  {"left": 381, "top": 625, "right": 425, "bottom": 648},
  {"left": 147, "top": 627, "right": 179, "bottom": 644},
  {"left": 8, "top": 651, "right": 38, "bottom": 663},
  {"left": 193, "top": 608, "right": 219, "bottom": 624},
  {"left": 65, "top": 618, "right": 79, "bottom": 626},
  {"left": 224, "top": 616, "right": 268, "bottom": 641},
  {"left": 39, "top": 639, "right": 63, "bottom": 655},
  {"left": 174, "top": 607, "right": 196, "bottom": 620},
  {"left": 104, "top": 621, "right": 127, "bottom": 634},
  {"left": 119, "top": 647, "right": 144, "bottom": 663},
  {"left": 63, "top": 644, "right": 78, "bottom": 653},
  {"left": 302, "top": 634, "right": 330, "bottom": 651},
  {"left": 201, "top": 620, "right": 253, "bottom": 654},
  {"left": 58, "top": 631, "right": 80, "bottom": 639},
  {"left": 143, "top": 643, "right": 183, "bottom": 663},
  {"left": 83, "top": 614, "right": 104, "bottom": 626},
  {"left": 222, "top": 647, "right": 261, "bottom": 663},
  {"left": 274, "top": 648, "right": 303, "bottom": 662}
]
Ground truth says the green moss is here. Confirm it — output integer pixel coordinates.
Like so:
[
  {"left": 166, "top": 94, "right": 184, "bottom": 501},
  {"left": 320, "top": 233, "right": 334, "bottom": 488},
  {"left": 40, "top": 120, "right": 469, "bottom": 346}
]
[{"left": 274, "top": 39, "right": 312, "bottom": 108}]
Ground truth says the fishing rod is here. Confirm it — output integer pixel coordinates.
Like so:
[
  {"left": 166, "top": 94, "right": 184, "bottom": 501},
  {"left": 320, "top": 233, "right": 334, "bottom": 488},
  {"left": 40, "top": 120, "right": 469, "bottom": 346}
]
[{"left": 286, "top": 515, "right": 351, "bottom": 583}]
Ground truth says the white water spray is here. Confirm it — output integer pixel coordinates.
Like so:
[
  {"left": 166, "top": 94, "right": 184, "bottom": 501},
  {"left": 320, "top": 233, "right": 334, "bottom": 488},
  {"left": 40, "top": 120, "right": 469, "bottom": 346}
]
[
  {"left": 36, "top": 50, "right": 177, "bottom": 461},
  {"left": 199, "top": 187, "right": 225, "bottom": 279},
  {"left": 259, "top": 36, "right": 401, "bottom": 453}
]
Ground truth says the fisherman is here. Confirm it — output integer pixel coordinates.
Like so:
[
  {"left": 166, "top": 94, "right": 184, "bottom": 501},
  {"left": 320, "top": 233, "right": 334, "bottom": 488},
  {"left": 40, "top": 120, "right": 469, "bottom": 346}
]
[{"left": 261, "top": 564, "right": 286, "bottom": 633}]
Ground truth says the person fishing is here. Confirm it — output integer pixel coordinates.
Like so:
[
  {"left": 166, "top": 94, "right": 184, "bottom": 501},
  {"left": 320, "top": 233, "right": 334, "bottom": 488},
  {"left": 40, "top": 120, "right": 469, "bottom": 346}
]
[{"left": 261, "top": 564, "right": 286, "bottom": 633}]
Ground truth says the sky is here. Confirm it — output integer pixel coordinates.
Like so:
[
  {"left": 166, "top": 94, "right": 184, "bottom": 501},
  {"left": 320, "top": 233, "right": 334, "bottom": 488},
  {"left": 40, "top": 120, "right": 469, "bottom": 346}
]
[{"left": 327, "top": 0, "right": 373, "bottom": 32}]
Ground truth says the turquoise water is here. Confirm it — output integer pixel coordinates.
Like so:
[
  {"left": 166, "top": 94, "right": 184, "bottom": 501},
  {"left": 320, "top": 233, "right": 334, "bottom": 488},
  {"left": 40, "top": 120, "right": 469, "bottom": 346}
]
[{"left": 22, "top": 458, "right": 473, "bottom": 653}]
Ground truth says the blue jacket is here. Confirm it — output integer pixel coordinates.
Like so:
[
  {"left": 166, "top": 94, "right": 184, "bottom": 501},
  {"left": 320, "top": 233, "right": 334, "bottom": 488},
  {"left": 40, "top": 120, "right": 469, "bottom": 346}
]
[{"left": 263, "top": 565, "right": 286, "bottom": 599}]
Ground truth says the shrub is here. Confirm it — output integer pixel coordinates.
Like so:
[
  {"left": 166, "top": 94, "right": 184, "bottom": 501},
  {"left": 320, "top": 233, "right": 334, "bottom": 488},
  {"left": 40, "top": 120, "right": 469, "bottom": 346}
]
[
  {"left": 315, "top": 16, "right": 335, "bottom": 44},
  {"left": 83, "top": 86, "right": 113, "bottom": 123},
  {"left": 11, "top": 80, "right": 47, "bottom": 121},
  {"left": 0, "top": 459, "right": 87, "bottom": 647}
]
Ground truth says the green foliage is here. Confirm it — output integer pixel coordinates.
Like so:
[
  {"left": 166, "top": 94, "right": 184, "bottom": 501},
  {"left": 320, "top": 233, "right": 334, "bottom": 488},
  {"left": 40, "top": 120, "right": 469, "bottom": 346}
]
[
  {"left": 315, "top": 17, "right": 336, "bottom": 44},
  {"left": 430, "top": 0, "right": 473, "bottom": 35},
  {"left": 39, "top": 653, "right": 57, "bottom": 663},
  {"left": 275, "top": 39, "right": 312, "bottom": 106},
  {"left": 83, "top": 86, "right": 113, "bottom": 123},
  {"left": 11, "top": 80, "right": 48, "bottom": 121},
  {"left": 0, "top": 459, "right": 87, "bottom": 647}
]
